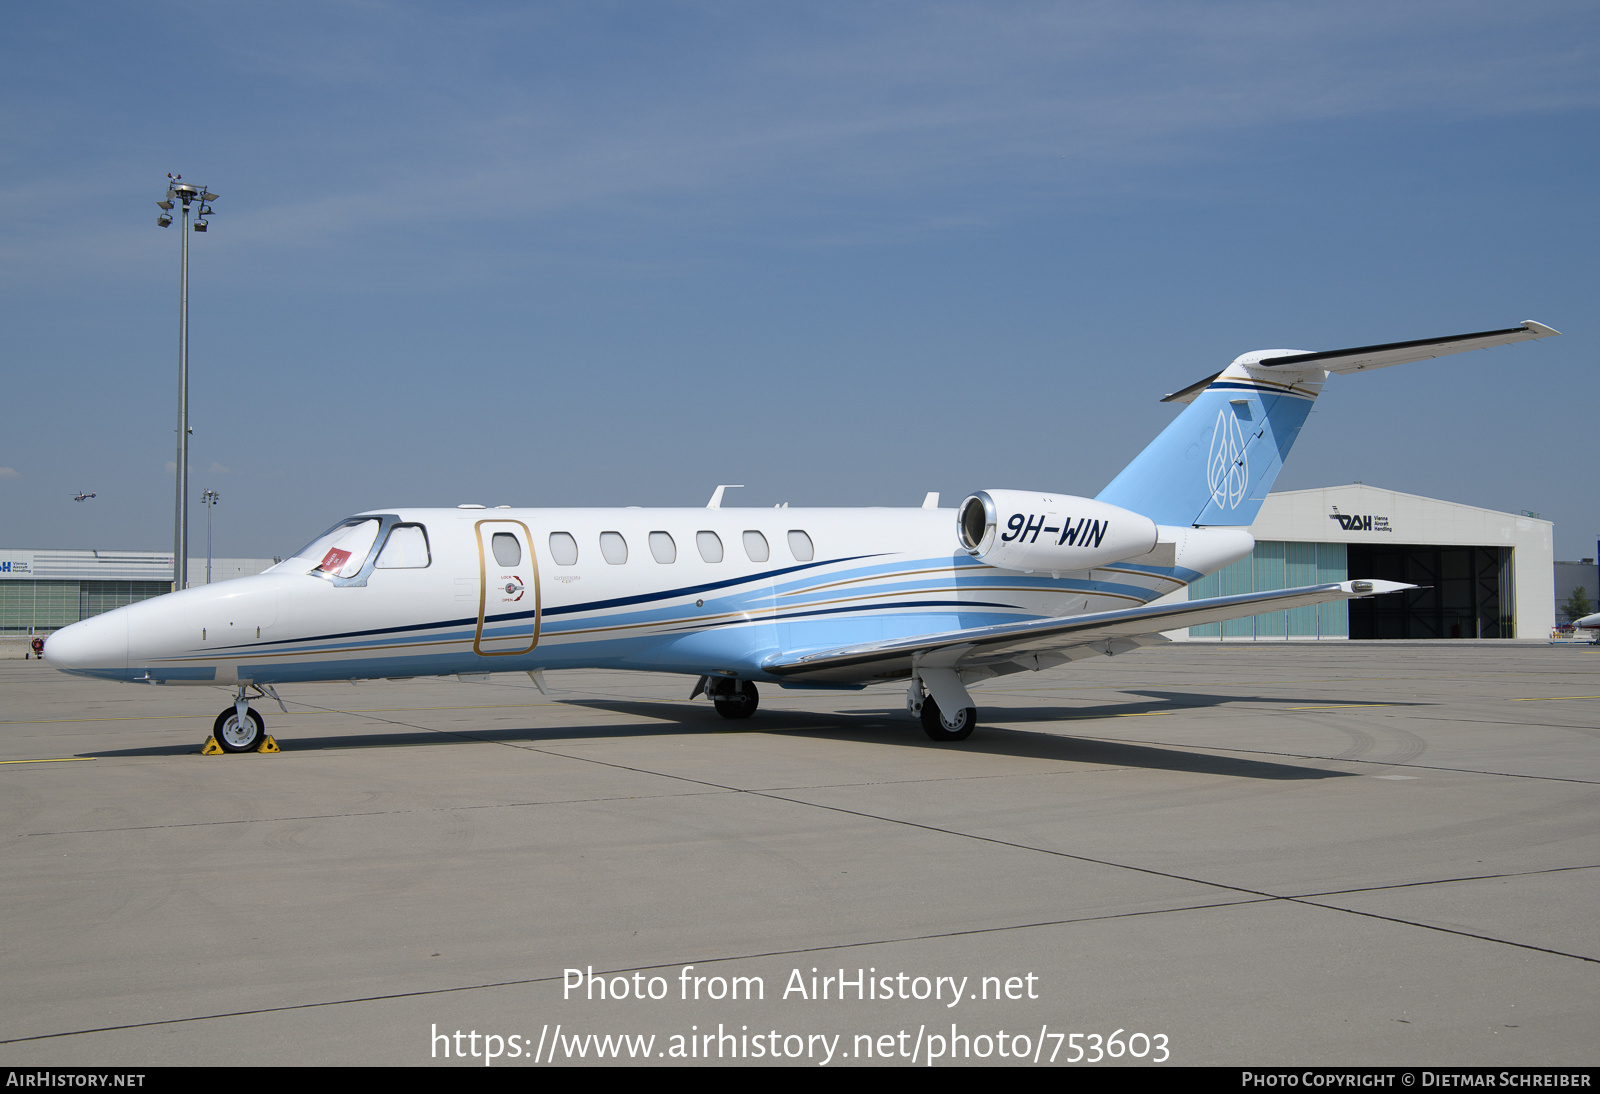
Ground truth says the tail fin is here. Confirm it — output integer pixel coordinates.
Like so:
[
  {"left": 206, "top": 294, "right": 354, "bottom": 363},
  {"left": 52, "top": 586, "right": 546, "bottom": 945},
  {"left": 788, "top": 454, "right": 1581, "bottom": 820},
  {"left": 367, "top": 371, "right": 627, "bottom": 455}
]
[
  {"left": 1096, "top": 362, "right": 1319, "bottom": 526},
  {"left": 1096, "top": 321, "right": 1558, "bottom": 527}
]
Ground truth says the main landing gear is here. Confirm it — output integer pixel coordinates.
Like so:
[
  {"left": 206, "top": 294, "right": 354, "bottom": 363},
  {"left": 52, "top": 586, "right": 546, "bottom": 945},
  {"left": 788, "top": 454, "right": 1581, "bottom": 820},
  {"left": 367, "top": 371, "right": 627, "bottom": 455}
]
[
  {"left": 692, "top": 676, "right": 760, "bottom": 720},
  {"left": 917, "top": 696, "right": 977, "bottom": 743},
  {"left": 210, "top": 684, "right": 285, "bottom": 753},
  {"left": 712, "top": 679, "right": 759, "bottom": 720},
  {"left": 907, "top": 673, "right": 978, "bottom": 742},
  {"left": 687, "top": 673, "right": 980, "bottom": 742}
]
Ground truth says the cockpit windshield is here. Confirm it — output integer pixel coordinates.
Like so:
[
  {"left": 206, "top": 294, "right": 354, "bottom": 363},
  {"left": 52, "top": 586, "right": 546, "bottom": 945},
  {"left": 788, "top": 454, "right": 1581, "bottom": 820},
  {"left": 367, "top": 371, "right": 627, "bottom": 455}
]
[{"left": 293, "top": 518, "right": 382, "bottom": 579}]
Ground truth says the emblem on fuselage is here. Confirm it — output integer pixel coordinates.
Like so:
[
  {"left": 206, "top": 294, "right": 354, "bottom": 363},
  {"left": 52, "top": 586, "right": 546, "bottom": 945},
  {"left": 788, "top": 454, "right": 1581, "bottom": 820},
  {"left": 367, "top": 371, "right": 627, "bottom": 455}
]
[{"left": 1206, "top": 407, "right": 1249, "bottom": 510}]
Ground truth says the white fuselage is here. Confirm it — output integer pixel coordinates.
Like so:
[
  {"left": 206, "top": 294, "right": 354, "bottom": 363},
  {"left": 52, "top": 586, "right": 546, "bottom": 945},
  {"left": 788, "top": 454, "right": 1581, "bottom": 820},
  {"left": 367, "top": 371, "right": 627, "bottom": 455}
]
[{"left": 44, "top": 505, "right": 1251, "bottom": 689}]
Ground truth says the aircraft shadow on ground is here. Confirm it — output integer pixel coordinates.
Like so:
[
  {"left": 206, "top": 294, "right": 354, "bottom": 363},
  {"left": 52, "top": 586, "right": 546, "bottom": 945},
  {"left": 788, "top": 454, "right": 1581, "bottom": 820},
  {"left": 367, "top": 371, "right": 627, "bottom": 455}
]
[
  {"left": 89, "top": 693, "right": 1370, "bottom": 780},
  {"left": 541, "top": 698, "right": 1358, "bottom": 780}
]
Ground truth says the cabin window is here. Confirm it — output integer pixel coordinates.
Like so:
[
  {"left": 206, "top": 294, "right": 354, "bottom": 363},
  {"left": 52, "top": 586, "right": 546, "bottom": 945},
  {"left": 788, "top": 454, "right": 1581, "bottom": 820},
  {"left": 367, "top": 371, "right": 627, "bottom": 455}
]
[
  {"left": 296, "top": 518, "right": 382, "bottom": 579},
  {"left": 742, "top": 530, "right": 769, "bottom": 563},
  {"left": 548, "top": 532, "right": 578, "bottom": 566},
  {"left": 600, "top": 531, "right": 628, "bottom": 565},
  {"left": 787, "top": 530, "right": 814, "bottom": 562},
  {"left": 649, "top": 531, "right": 676, "bottom": 564},
  {"left": 491, "top": 533, "right": 521, "bottom": 567},
  {"left": 696, "top": 531, "right": 723, "bottom": 563},
  {"left": 374, "top": 524, "right": 430, "bottom": 568}
]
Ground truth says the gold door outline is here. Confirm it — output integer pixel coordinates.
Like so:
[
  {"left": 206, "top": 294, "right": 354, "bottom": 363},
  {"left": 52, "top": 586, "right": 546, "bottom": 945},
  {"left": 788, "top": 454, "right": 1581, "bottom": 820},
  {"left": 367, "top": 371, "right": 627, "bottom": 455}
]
[{"left": 474, "top": 519, "right": 540, "bottom": 656}]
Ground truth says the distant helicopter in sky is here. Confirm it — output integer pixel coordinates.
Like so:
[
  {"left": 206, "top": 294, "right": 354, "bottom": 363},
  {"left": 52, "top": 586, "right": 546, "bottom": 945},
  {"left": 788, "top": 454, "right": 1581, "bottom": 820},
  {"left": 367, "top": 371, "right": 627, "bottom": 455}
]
[{"left": 73, "top": 492, "right": 96, "bottom": 502}]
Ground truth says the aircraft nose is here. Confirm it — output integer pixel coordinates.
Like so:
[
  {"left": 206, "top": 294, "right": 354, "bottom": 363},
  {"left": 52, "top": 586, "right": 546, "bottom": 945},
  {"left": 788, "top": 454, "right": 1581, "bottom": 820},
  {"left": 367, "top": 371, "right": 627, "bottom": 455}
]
[{"left": 45, "top": 611, "right": 129, "bottom": 679}]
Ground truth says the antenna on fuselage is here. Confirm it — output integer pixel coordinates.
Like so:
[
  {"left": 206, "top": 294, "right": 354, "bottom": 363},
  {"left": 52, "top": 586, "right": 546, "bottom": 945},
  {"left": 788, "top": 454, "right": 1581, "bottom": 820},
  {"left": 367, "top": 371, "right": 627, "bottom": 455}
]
[{"left": 706, "top": 485, "right": 745, "bottom": 509}]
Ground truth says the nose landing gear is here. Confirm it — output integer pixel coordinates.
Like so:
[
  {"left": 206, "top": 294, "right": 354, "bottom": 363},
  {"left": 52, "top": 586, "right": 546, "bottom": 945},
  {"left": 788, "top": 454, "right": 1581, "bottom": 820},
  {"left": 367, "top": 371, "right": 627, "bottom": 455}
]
[
  {"left": 208, "top": 685, "right": 285, "bottom": 754},
  {"left": 213, "top": 704, "right": 265, "bottom": 752}
]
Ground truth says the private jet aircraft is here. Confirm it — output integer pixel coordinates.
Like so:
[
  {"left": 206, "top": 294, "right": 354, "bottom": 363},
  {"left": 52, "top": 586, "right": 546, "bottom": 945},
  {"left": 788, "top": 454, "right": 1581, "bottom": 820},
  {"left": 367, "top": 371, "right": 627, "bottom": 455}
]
[{"left": 46, "top": 321, "right": 1559, "bottom": 751}]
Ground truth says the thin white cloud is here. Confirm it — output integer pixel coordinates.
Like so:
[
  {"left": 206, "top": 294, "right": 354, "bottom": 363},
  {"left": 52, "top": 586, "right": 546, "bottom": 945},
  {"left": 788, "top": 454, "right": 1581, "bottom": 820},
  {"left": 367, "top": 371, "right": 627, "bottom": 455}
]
[
  {"left": 0, "top": 467, "right": 20, "bottom": 479},
  {"left": 6, "top": 1, "right": 1597, "bottom": 274}
]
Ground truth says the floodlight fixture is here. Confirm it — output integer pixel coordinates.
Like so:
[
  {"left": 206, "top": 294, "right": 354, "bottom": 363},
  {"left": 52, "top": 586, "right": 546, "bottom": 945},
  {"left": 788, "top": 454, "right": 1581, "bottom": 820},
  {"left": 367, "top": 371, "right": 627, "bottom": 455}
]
[
  {"left": 158, "top": 200, "right": 174, "bottom": 210},
  {"left": 157, "top": 213, "right": 172, "bottom": 227},
  {"left": 193, "top": 220, "right": 207, "bottom": 232}
]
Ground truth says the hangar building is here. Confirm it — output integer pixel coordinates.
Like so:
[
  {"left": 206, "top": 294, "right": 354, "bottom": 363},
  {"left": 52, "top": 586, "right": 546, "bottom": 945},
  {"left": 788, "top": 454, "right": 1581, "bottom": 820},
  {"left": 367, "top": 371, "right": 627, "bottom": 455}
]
[
  {"left": 1173, "top": 484, "right": 1554, "bottom": 640},
  {"left": 0, "top": 550, "right": 275, "bottom": 636}
]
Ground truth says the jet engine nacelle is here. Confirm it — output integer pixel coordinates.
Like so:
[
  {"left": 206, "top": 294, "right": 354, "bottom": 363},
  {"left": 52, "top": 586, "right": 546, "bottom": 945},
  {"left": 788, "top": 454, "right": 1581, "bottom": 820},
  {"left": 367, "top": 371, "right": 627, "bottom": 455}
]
[{"left": 957, "top": 490, "right": 1159, "bottom": 572}]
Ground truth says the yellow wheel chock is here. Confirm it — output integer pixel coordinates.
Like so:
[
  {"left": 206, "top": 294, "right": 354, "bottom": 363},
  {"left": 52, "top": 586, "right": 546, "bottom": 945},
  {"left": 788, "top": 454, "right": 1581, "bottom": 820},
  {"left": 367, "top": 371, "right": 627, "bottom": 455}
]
[{"left": 202, "top": 735, "right": 279, "bottom": 754}]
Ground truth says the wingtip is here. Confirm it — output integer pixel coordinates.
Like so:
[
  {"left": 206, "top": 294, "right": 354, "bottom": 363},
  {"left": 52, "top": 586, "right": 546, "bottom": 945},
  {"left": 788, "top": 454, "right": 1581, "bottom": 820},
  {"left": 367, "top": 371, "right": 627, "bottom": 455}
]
[
  {"left": 1522, "top": 320, "right": 1561, "bottom": 337},
  {"left": 1344, "top": 579, "right": 1416, "bottom": 596}
]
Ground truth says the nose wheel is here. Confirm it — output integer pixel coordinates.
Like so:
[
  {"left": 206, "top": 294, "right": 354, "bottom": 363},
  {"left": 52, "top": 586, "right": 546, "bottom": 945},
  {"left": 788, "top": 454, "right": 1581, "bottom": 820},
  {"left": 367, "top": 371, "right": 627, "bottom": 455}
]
[
  {"left": 209, "top": 684, "right": 281, "bottom": 753},
  {"left": 212, "top": 705, "right": 265, "bottom": 752}
]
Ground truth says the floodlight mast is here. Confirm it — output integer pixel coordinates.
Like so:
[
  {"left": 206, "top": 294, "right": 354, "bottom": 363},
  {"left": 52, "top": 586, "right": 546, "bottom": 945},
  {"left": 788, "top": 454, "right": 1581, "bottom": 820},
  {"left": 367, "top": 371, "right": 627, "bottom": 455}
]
[
  {"left": 201, "top": 489, "right": 220, "bottom": 585},
  {"left": 157, "top": 176, "right": 218, "bottom": 590}
]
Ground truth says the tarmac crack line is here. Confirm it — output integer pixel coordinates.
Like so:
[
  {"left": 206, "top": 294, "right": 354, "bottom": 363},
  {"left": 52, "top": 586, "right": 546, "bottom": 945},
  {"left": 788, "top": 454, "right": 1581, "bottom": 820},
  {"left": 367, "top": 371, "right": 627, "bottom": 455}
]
[
  {"left": 1287, "top": 900, "right": 1598, "bottom": 964},
  {"left": 1291, "top": 862, "right": 1600, "bottom": 899}
]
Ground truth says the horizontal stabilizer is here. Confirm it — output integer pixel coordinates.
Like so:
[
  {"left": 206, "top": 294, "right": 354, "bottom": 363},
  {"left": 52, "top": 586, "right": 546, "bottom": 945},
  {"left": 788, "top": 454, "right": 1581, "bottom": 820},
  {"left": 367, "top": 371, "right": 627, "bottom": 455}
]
[
  {"left": 1104, "top": 320, "right": 1558, "bottom": 527},
  {"left": 1161, "top": 370, "right": 1224, "bottom": 404},
  {"left": 1257, "top": 320, "right": 1558, "bottom": 375},
  {"left": 765, "top": 580, "right": 1413, "bottom": 684}
]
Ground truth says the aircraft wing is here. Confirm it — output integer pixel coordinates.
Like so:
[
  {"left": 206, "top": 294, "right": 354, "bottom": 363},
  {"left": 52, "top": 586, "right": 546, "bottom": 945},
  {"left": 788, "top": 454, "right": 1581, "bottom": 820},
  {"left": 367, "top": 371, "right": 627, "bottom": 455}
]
[
  {"left": 764, "top": 580, "right": 1413, "bottom": 684},
  {"left": 1258, "top": 320, "right": 1558, "bottom": 374}
]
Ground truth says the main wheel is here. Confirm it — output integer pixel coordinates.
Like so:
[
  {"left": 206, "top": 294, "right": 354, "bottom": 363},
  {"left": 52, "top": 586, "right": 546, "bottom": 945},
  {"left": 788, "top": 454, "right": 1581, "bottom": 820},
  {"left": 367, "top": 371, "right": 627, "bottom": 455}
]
[
  {"left": 713, "top": 680, "right": 759, "bottom": 720},
  {"left": 919, "top": 697, "right": 976, "bottom": 742},
  {"left": 213, "top": 706, "right": 265, "bottom": 753}
]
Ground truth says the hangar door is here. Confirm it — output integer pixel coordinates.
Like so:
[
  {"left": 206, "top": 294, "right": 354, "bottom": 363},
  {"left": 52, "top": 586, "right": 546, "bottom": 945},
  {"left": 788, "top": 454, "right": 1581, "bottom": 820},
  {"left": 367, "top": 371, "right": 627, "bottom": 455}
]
[{"left": 1347, "top": 544, "right": 1513, "bottom": 639}]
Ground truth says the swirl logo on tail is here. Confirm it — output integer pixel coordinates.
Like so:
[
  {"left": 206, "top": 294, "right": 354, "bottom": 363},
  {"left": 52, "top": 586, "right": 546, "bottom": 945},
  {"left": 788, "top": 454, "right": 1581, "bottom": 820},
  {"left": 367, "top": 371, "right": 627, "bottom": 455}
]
[{"left": 1207, "top": 408, "right": 1249, "bottom": 510}]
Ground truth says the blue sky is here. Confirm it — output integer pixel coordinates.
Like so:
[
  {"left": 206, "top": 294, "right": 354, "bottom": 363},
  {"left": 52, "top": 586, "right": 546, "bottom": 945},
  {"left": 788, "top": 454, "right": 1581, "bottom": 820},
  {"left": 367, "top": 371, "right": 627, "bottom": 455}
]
[{"left": 3, "top": 2, "right": 1597, "bottom": 559}]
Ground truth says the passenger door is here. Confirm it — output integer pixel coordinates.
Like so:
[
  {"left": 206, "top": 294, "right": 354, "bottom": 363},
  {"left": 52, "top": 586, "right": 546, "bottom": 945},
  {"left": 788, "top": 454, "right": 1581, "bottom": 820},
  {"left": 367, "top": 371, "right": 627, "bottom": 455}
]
[{"left": 473, "top": 520, "right": 540, "bottom": 656}]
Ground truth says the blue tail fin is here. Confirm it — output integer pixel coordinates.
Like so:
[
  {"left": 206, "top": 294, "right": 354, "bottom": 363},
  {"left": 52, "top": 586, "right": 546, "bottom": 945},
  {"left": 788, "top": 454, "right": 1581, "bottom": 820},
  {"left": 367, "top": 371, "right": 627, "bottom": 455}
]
[
  {"left": 1096, "top": 321, "right": 1559, "bottom": 528},
  {"left": 1096, "top": 364, "right": 1319, "bottom": 527}
]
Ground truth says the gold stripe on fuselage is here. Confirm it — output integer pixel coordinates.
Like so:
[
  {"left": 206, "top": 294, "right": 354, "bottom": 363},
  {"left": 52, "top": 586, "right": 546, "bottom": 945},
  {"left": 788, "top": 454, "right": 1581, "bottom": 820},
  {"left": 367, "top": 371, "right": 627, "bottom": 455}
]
[{"left": 151, "top": 570, "right": 1163, "bottom": 667}]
